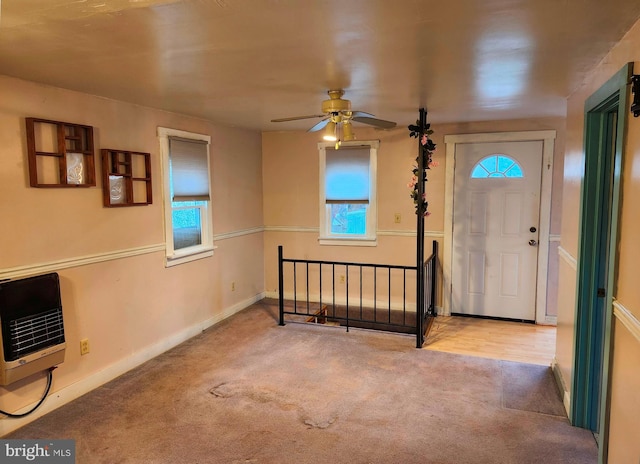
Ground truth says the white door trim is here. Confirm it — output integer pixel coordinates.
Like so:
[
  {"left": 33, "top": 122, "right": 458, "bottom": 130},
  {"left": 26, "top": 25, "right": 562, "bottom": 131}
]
[{"left": 443, "top": 131, "right": 556, "bottom": 324}]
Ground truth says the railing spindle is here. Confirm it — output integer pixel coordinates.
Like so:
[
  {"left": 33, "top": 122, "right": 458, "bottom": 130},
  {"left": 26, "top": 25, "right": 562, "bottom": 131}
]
[
  {"left": 278, "top": 246, "right": 285, "bottom": 326},
  {"left": 403, "top": 269, "right": 406, "bottom": 326},
  {"left": 319, "top": 263, "right": 323, "bottom": 314},
  {"left": 332, "top": 264, "right": 336, "bottom": 315},
  {"left": 306, "top": 262, "right": 310, "bottom": 314},
  {"left": 345, "top": 264, "right": 349, "bottom": 332},
  {"left": 359, "top": 266, "right": 363, "bottom": 320},
  {"left": 431, "top": 241, "right": 438, "bottom": 315},
  {"left": 373, "top": 267, "right": 377, "bottom": 322},
  {"left": 388, "top": 267, "right": 391, "bottom": 323}
]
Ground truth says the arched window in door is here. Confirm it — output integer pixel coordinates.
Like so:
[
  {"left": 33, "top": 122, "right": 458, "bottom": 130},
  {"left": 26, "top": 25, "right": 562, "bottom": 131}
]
[{"left": 470, "top": 154, "right": 524, "bottom": 178}]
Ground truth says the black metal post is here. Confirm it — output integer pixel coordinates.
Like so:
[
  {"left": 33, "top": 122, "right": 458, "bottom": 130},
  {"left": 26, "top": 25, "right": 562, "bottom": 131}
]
[
  {"left": 278, "top": 245, "right": 285, "bottom": 326},
  {"left": 416, "top": 108, "right": 427, "bottom": 348}
]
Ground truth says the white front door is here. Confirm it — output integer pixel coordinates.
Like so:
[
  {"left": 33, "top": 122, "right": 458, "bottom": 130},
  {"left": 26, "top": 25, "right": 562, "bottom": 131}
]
[{"left": 451, "top": 141, "right": 543, "bottom": 321}]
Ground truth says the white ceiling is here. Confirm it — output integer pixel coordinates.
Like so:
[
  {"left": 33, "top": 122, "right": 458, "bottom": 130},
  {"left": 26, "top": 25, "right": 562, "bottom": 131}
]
[{"left": 1, "top": 0, "right": 639, "bottom": 131}]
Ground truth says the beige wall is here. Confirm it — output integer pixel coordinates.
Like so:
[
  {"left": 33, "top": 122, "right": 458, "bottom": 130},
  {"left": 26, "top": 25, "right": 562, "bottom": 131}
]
[
  {"left": 262, "top": 126, "right": 439, "bottom": 261},
  {"left": 558, "top": 17, "right": 640, "bottom": 463},
  {"left": 262, "top": 116, "right": 565, "bottom": 315},
  {"left": 0, "top": 75, "right": 264, "bottom": 433},
  {"left": 607, "top": 321, "right": 640, "bottom": 463},
  {"left": 262, "top": 127, "right": 438, "bottom": 310}
]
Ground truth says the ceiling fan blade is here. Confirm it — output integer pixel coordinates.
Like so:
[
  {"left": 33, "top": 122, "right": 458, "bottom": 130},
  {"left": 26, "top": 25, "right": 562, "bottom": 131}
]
[
  {"left": 307, "top": 118, "right": 330, "bottom": 132},
  {"left": 350, "top": 111, "right": 376, "bottom": 118},
  {"left": 271, "top": 114, "right": 326, "bottom": 123},
  {"left": 352, "top": 115, "right": 397, "bottom": 129}
]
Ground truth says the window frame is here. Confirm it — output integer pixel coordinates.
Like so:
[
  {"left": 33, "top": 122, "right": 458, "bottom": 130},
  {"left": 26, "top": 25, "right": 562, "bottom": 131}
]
[
  {"left": 470, "top": 154, "right": 525, "bottom": 178},
  {"left": 318, "top": 140, "right": 379, "bottom": 246},
  {"left": 158, "top": 127, "right": 214, "bottom": 267}
]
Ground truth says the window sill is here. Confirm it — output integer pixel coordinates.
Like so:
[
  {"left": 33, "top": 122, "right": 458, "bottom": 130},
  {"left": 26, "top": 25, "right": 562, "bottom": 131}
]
[
  {"left": 318, "top": 237, "right": 377, "bottom": 247},
  {"left": 165, "top": 245, "right": 215, "bottom": 267}
]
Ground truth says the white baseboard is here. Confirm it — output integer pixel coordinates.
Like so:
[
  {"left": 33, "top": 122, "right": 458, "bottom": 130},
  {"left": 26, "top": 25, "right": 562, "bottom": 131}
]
[
  {"left": 0, "top": 292, "right": 265, "bottom": 437},
  {"left": 551, "top": 356, "right": 571, "bottom": 417}
]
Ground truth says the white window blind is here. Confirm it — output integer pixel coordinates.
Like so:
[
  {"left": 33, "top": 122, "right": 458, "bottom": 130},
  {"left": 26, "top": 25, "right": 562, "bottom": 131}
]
[
  {"left": 169, "top": 137, "right": 210, "bottom": 202},
  {"left": 325, "top": 147, "right": 370, "bottom": 203}
]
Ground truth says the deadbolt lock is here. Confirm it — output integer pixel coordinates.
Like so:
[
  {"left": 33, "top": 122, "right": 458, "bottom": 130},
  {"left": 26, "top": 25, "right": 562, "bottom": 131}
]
[{"left": 530, "top": 226, "right": 537, "bottom": 233}]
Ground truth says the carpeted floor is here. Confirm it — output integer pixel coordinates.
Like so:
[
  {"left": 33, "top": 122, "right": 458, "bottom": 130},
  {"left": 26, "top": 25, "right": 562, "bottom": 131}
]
[{"left": 6, "top": 300, "right": 597, "bottom": 463}]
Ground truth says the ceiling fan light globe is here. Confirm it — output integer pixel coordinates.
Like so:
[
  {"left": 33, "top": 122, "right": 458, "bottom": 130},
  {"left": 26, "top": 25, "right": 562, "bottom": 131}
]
[
  {"left": 323, "top": 121, "right": 337, "bottom": 141},
  {"left": 343, "top": 121, "right": 355, "bottom": 141}
]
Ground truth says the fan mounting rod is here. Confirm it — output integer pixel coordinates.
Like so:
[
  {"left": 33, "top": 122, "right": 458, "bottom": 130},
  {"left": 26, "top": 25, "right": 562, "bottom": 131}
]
[{"left": 321, "top": 89, "right": 351, "bottom": 114}]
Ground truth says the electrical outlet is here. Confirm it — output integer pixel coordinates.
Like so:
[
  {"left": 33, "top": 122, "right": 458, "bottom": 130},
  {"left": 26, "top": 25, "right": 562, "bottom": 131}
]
[
  {"left": 231, "top": 281, "right": 236, "bottom": 291},
  {"left": 339, "top": 275, "right": 345, "bottom": 283},
  {"left": 394, "top": 213, "right": 402, "bottom": 224},
  {"left": 80, "top": 338, "right": 90, "bottom": 356}
]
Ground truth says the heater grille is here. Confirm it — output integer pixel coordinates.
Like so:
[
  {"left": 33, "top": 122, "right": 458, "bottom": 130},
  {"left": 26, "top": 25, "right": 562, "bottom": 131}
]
[{"left": 6, "top": 307, "right": 65, "bottom": 361}]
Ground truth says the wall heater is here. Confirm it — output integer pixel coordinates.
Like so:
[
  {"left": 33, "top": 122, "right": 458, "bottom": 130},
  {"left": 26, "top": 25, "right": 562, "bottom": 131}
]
[{"left": 0, "top": 273, "right": 66, "bottom": 386}]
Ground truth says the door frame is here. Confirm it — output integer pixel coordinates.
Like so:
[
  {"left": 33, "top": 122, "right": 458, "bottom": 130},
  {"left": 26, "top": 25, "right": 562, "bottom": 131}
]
[
  {"left": 572, "top": 62, "right": 632, "bottom": 464},
  {"left": 443, "top": 131, "right": 557, "bottom": 324}
]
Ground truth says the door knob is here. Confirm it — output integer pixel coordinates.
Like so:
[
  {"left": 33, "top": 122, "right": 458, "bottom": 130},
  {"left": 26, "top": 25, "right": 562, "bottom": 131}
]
[{"left": 529, "top": 239, "right": 538, "bottom": 246}]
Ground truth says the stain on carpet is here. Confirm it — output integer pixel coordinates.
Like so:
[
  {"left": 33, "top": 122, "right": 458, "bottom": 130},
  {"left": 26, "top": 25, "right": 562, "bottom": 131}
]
[
  {"left": 303, "top": 415, "right": 338, "bottom": 429},
  {"left": 210, "top": 380, "right": 341, "bottom": 429},
  {"left": 209, "top": 382, "right": 236, "bottom": 398},
  {"left": 501, "top": 362, "right": 566, "bottom": 417}
]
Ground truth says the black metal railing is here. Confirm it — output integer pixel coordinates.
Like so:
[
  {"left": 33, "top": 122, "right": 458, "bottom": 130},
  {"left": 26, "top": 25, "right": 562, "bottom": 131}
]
[
  {"left": 278, "top": 240, "right": 438, "bottom": 347},
  {"left": 419, "top": 240, "right": 438, "bottom": 347}
]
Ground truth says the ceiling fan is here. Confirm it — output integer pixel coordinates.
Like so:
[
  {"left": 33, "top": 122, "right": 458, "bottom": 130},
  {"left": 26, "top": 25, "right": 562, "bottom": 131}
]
[{"left": 270, "top": 90, "right": 397, "bottom": 144}]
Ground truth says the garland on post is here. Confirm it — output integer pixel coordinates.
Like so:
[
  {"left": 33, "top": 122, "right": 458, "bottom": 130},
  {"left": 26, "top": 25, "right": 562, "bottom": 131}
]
[{"left": 407, "top": 120, "right": 438, "bottom": 216}]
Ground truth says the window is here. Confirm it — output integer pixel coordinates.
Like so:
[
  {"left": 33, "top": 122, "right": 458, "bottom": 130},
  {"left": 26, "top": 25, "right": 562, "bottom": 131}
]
[
  {"left": 318, "top": 141, "right": 378, "bottom": 246},
  {"left": 471, "top": 154, "right": 524, "bottom": 178},
  {"left": 158, "top": 127, "right": 214, "bottom": 266}
]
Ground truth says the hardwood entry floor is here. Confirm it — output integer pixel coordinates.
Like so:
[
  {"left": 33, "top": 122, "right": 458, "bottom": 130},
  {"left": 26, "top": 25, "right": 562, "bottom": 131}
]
[{"left": 423, "top": 316, "right": 556, "bottom": 366}]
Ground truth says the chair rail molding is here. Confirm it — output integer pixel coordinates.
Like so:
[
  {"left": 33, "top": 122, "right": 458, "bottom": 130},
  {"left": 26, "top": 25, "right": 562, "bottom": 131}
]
[
  {"left": 264, "top": 225, "right": 444, "bottom": 238},
  {"left": 558, "top": 246, "right": 578, "bottom": 271},
  {"left": 213, "top": 226, "right": 263, "bottom": 241},
  {"left": 613, "top": 300, "right": 640, "bottom": 343},
  {"left": 0, "top": 244, "right": 166, "bottom": 280}
]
